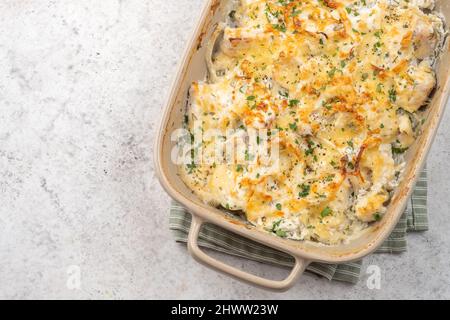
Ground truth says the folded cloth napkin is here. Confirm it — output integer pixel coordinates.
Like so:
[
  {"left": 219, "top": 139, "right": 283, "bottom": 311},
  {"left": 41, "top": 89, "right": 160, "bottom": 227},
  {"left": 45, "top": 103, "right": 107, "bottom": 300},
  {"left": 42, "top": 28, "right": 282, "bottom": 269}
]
[{"left": 169, "top": 168, "right": 428, "bottom": 284}]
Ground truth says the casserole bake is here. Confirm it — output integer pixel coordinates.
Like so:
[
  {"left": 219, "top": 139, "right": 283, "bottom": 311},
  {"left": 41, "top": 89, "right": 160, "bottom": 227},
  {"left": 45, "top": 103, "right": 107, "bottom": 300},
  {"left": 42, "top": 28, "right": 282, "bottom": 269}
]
[
  {"left": 155, "top": 0, "right": 450, "bottom": 291},
  {"left": 178, "top": 0, "right": 446, "bottom": 246}
]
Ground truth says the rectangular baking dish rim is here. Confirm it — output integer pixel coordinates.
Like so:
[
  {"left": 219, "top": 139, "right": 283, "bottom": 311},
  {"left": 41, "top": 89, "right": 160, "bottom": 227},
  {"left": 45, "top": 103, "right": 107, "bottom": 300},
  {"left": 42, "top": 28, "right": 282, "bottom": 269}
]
[{"left": 154, "top": 0, "right": 450, "bottom": 284}]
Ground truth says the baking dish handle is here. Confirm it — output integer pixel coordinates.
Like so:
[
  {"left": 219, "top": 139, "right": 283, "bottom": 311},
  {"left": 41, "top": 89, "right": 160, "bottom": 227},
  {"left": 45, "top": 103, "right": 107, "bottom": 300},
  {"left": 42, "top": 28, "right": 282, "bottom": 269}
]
[{"left": 187, "top": 215, "right": 309, "bottom": 292}]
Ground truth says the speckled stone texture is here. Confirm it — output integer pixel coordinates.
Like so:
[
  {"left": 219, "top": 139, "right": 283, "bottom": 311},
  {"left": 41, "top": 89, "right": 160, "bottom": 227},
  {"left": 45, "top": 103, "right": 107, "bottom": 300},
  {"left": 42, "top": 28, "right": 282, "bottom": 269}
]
[{"left": 0, "top": 0, "right": 449, "bottom": 299}]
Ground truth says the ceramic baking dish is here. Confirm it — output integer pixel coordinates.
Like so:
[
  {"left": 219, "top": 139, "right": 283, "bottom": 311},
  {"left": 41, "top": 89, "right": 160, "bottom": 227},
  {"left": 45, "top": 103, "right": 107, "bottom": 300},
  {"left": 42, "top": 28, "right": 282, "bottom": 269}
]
[{"left": 155, "top": 0, "right": 450, "bottom": 291}]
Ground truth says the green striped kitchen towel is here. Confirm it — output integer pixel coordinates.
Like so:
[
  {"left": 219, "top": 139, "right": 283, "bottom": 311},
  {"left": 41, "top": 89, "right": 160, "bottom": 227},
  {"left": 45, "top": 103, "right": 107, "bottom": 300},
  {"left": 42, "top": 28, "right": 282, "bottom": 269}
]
[{"left": 169, "top": 167, "right": 428, "bottom": 284}]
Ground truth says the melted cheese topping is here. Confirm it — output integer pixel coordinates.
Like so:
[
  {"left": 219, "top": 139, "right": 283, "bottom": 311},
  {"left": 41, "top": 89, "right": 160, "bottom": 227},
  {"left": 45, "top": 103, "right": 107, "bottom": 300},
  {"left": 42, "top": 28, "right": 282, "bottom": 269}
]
[{"left": 179, "top": 0, "right": 445, "bottom": 244}]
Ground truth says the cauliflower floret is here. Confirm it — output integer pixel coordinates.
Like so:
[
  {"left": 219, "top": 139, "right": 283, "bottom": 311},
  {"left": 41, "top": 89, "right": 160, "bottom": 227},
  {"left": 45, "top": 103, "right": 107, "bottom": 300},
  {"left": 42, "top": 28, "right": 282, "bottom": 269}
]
[
  {"left": 397, "top": 114, "right": 415, "bottom": 148},
  {"left": 208, "top": 164, "right": 247, "bottom": 210},
  {"left": 411, "top": 0, "right": 435, "bottom": 10},
  {"left": 355, "top": 190, "right": 389, "bottom": 222},
  {"left": 395, "top": 61, "right": 436, "bottom": 113},
  {"left": 354, "top": 144, "right": 396, "bottom": 222},
  {"left": 220, "top": 27, "right": 268, "bottom": 56},
  {"left": 413, "top": 18, "right": 438, "bottom": 59}
]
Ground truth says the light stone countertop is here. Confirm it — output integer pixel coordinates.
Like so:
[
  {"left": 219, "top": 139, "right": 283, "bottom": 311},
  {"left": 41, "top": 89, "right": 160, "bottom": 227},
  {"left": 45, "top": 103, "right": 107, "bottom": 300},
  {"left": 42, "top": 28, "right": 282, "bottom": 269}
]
[{"left": 0, "top": 0, "right": 449, "bottom": 300}]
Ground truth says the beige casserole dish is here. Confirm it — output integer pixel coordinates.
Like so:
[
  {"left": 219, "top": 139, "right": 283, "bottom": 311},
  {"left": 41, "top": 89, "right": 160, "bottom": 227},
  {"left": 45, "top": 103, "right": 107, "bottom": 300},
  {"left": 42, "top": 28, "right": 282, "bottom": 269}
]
[{"left": 155, "top": 0, "right": 450, "bottom": 291}]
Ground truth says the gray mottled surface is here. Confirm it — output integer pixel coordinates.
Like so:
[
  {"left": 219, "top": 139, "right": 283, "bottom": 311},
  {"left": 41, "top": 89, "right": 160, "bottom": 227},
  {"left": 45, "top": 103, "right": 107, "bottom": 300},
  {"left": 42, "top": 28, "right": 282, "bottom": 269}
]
[{"left": 0, "top": 0, "right": 449, "bottom": 300}]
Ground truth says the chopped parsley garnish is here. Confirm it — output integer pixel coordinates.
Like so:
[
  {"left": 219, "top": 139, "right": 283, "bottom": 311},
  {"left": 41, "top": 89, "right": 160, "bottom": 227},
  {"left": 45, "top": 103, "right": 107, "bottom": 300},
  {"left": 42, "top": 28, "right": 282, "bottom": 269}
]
[
  {"left": 271, "top": 219, "right": 287, "bottom": 237},
  {"left": 305, "top": 139, "right": 315, "bottom": 156},
  {"left": 291, "top": 8, "right": 302, "bottom": 17},
  {"left": 279, "top": 90, "right": 289, "bottom": 98},
  {"left": 289, "top": 122, "right": 298, "bottom": 131},
  {"left": 272, "top": 219, "right": 281, "bottom": 230},
  {"left": 322, "top": 100, "right": 332, "bottom": 110},
  {"left": 377, "top": 83, "right": 383, "bottom": 93},
  {"left": 388, "top": 88, "right": 397, "bottom": 103},
  {"left": 276, "top": 229, "right": 287, "bottom": 237},
  {"left": 272, "top": 23, "right": 286, "bottom": 32},
  {"left": 327, "top": 67, "right": 338, "bottom": 78},
  {"left": 392, "top": 146, "right": 408, "bottom": 154},
  {"left": 320, "top": 207, "right": 332, "bottom": 218},
  {"left": 373, "top": 41, "right": 382, "bottom": 50},
  {"left": 298, "top": 184, "right": 311, "bottom": 198},
  {"left": 289, "top": 99, "right": 299, "bottom": 107},
  {"left": 186, "top": 163, "right": 197, "bottom": 174}
]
